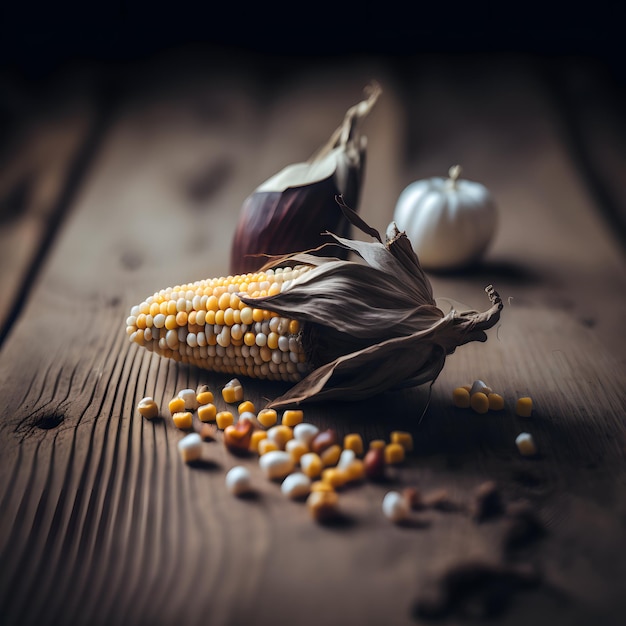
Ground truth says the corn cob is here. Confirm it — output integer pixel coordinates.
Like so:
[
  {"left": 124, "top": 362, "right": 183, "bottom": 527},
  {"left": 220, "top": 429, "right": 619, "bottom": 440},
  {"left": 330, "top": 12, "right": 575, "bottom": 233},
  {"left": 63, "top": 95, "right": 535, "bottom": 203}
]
[
  {"left": 125, "top": 202, "right": 503, "bottom": 408},
  {"left": 125, "top": 265, "right": 313, "bottom": 383}
]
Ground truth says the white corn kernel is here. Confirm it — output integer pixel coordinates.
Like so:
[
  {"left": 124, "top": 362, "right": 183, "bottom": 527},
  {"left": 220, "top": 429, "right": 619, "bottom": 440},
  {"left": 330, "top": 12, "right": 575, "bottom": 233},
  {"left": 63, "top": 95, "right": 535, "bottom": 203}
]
[
  {"left": 281, "top": 472, "right": 311, "bottom": 499},
  {"left": 382, "top": 491, "right": 410, "bottom": 523},
  {"left": 337, "top": 448, "right": 356, "bottom": 470},
  {"left": 177, "top": 433, "right": 203, "bottom": 463},
  {"left": 177, "top": 388, "right": 198, "bottom": 410},
  {"left": 293, "top": 422, "right": 319, "bottom": 447},
  {"left": 259, "top": 450, "right": 294, "bottom": 480},
  {"left": 225, "top": 466, "right": 253, "bottom": 496}
]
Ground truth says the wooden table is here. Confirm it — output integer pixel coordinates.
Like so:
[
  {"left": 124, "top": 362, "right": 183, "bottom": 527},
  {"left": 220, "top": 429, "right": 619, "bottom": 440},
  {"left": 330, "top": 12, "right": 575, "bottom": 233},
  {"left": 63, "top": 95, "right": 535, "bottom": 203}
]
[{"left": 1, "top": 50, "right": 625, "bottom": 626}]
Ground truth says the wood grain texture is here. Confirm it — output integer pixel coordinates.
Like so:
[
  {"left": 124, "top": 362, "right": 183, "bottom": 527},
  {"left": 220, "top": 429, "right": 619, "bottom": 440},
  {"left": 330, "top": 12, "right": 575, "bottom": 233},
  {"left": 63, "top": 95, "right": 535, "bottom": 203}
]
[{"left": 0, "top": 54, "right": 625, "bottom": 626}]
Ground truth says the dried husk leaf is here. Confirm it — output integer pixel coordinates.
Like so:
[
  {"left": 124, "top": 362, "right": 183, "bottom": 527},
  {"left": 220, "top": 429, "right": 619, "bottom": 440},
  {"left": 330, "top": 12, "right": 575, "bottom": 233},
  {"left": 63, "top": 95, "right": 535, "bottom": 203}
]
[
  {"left": 230, "top": 82, "right": 381, "bottom": 274},
  {"left": 241, "top": 199, "right": 503, "bottom": 408}
]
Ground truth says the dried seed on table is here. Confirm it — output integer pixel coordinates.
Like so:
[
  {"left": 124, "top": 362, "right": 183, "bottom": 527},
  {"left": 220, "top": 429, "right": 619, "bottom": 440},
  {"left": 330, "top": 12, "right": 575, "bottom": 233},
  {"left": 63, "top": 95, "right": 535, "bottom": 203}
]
[
  {"left": 226, "top": 466, "right": 253, "bottom": 496},
  {"left": 137, "top": 397, "right": 159, "bottom": 419},
  {"left": 178, "top": 433, "right": 203, "bottom": 463}
]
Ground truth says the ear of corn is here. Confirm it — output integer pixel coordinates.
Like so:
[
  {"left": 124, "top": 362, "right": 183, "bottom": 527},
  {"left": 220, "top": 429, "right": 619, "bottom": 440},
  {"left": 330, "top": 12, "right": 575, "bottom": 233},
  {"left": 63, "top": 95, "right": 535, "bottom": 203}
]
[
  {"left": 125, "top": 203, "right": 502, "bottom": 408},
  {"left": 125, "top": 265, "right": 313, "bottom": 383}
]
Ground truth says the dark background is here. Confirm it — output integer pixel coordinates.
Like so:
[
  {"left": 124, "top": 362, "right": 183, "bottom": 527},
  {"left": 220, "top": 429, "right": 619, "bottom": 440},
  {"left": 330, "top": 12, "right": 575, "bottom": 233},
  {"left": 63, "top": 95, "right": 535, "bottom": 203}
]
[{"left": 1, "top": 1, "right": 624, "bottom": 80}]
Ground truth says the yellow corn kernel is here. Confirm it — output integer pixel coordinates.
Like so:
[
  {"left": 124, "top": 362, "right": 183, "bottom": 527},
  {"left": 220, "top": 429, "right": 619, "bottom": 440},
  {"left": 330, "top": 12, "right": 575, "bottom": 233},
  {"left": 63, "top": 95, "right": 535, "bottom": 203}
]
[
  {"left": 285, "top": 439, "right": 308, "bottom": 463},
  {"left": 470, "top": 392, "right": 490, "bottom": 414},
  {"left": 516, "top": 397, "right": 533, "bottom": 417},
  {"left": 343, "top": 433, "right": 364, "bottom": 456},
  {"left": 282, "top": 409, "right": 304, "bottom": 427},
  {"left": 344, "top": 458, "right": 366, "bottom": 483},
  {"left": 384, "top": 442, "right": 405, "bottom": 465},
  {"left": 300, "top": 452, "right": 323, "bottom": 478},
  {"left": 307, "top": 490, "right": 339, "bottom": 522},
  {"left": 137, "top": 397, "right": 159, "bottom": 419},
  {"left": 267, "top": 425, "right": 293, "bottom": 449},
  {"left": 390, "top": 431, "right": 413, "bottom": 452},
  {"left": 369, "top": 439, "right": 386, "bottom": 451},
  {"left": 197, "top": 403, "right": 217, "bottom": 423},
  {"left": 168, "top": 396, "right": 186, "bottom": 415},
  {"left": 172, "top": 411, "right": 193, "bottom": 430},
  {"left": 249, "top": 430, "right": 268, "bottom": 452},
  {"left": 320, "top": 444, "right": 342, "bottom": 467},
  {"left": 222, "top": 380, "right": 243, "bottom": 404},
  {"left": 196, "top": 390, "right": 214, "bottom": 405},
  {"left": 258, "top": 438, "right": 279, "bottom": 455},
  {"left": 310, "top": 480, "right": 335, "bottom": 493},
  {"left": 257, "top": 408, "right": 278, "bottom": 428},
  {"left": 488, "top": 392, "right": 505, "bottom": 411},
  {"left": 452, "top": 386, "right": 471, "bottom": 408},
  {"left": 238, "top": 400, "right": 255, "bottom": 415},
  {"left": 216, "top": 411, "right": 235, "bottom": 429},
  {"left": 322, "top": 467, "right": 348, "bottom": 489}
]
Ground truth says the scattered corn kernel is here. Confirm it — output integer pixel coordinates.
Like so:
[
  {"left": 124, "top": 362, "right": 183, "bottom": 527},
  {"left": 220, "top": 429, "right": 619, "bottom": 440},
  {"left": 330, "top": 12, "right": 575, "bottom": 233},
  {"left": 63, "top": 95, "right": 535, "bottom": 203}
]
[
  {"left": 488, "top": 392, "right": 505, "bottom": 411},
  {"left": 177, "top": 432, "right": 203, "bottom": 463},
  {"left": 257, "top": 408, "right": 278, "bottom": 428},
  {"left": 390, "top": 431, "right": 413, "bottom": 452},
  {"left": 168, "top": 396, "right": 186, "bottom": 415},
  {"left": 225, "top": 465, "right": 253, "bottom": 496},
  {"left": 310, "top": 428, "right": 337, "bottom": 455},
  {"left": 452, "top": 386, "right": 471, "bottom": 408},
  {"left": 343, "top": 433, "right": 364, "bottom": 456},
  {"left": 239, "top": 411, "right": 260, "bottom": 428},
  {"left": 216, "top": 411, "right": 235, "bottom": 429},
  {"left": 285, "top": 439, "right": 308, "bottom": 463},
  {"left": 516, "top": 397, "right": 533, "bottom": 417},
  {"left": 281, "top": 472, "right": 311, "bottom": 499},
  {"left": 310, "top": 480, "right": 335, "bottom": 493},
  {"left": 282, "top": 409, "right": 304, "bottom": 427},
  {"left": 172, "top": 411, "right": 193, "bottom": 430},
  {"left": 320, "top": 444, "right": 342, "bottom": 467},
  {"left": 258, "top": 438, "right": 279, "bottom": 455},
  {"left": 384, "top": 442, "right": 405, "bottom": 465},
  {"left": 178, "top": 388, "right": 198, "bottom": 410},
  {"left": 293, "top": 422, "right": 319, "bottom": 447},
  {"left": 515, "top": 432, "right": 537, "bottom": 456},
  {"left": 222, "top": 378, "right": 244, "bottom": 404},
  {"left": 307, "top": 490, "right": 339, "bottom": 522},
  {"left": 196, "top": 390, "right": 214, "bottom": 405},
  {"left": 368, "top": 439, "right": 386, "bottom": 451},
  {"left": 300, "top": 452, "right": 323, "bottom": 478},
  {"left": 223, "top": 421, "right": 253, "bottom": 455},
  {"left": 364, "top": 447, "right": 386, "bottom": 480},
  {"left": 344, "top": 458, "right": 366, "bottom": 483},
  {"left": 249, "top": 430, "right": 268, "bottom": 452},
  {"left": 266, "top": 424, "right": 294, "bottom": 449},
  {"left": 470, "top": 392, "right": 490, "bottom": 414},
  {"left": 259, "top": 450, "right": 294, "bottom": 480},
  {"left": 382, "top": 490, "right": 410, "bottom": 523},
  {"left": 238, "top": 400, "right": 255, "bottom": 415},
  {"left": 322, "top": 467, "right": 348, "bottom": 489},
  {"left": 470, "top": 380, "right": 492, "bottom": 396},
  {"left": 137, "top": 397, "right": 159, "bottom": 419},
  {"left": 337, "top": 448, "right": 356, "bottom": 470},
  {"left": 197, "top": 403, "right": 217, "bottom": 422}
]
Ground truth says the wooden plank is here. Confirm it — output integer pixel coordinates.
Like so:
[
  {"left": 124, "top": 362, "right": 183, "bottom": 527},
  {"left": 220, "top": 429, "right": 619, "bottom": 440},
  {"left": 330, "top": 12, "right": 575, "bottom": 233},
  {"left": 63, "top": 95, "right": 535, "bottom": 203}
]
[
  {"left": 0, "top": 74, "right": 99, "bottom": 343},
  {"left": 0, "top": 54, "right": 625, "bottom": 626}
]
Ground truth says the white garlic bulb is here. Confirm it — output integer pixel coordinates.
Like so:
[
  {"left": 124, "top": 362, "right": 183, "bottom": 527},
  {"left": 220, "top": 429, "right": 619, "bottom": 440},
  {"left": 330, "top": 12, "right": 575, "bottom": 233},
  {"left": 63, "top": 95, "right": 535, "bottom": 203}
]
[{"left": 392, "top": 165, "right": 498, "bottom": 271}]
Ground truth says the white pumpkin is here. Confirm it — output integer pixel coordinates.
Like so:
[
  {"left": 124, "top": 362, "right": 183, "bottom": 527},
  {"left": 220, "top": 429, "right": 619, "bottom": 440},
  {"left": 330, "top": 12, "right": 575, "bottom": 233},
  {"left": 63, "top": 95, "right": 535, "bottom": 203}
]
[{"left": 392, "top": 165, "right": 498, "bottom": 271}]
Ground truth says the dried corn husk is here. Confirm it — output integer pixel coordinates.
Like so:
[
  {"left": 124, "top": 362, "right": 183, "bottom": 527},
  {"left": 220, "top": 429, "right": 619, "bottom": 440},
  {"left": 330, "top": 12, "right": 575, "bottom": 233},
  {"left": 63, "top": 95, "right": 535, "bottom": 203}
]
[
  {"left": 241, "top": 199, "right": 503, "bottom": 408},
  {"left": 230, "top": 82, "right": 381, "bottom": 274}
]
